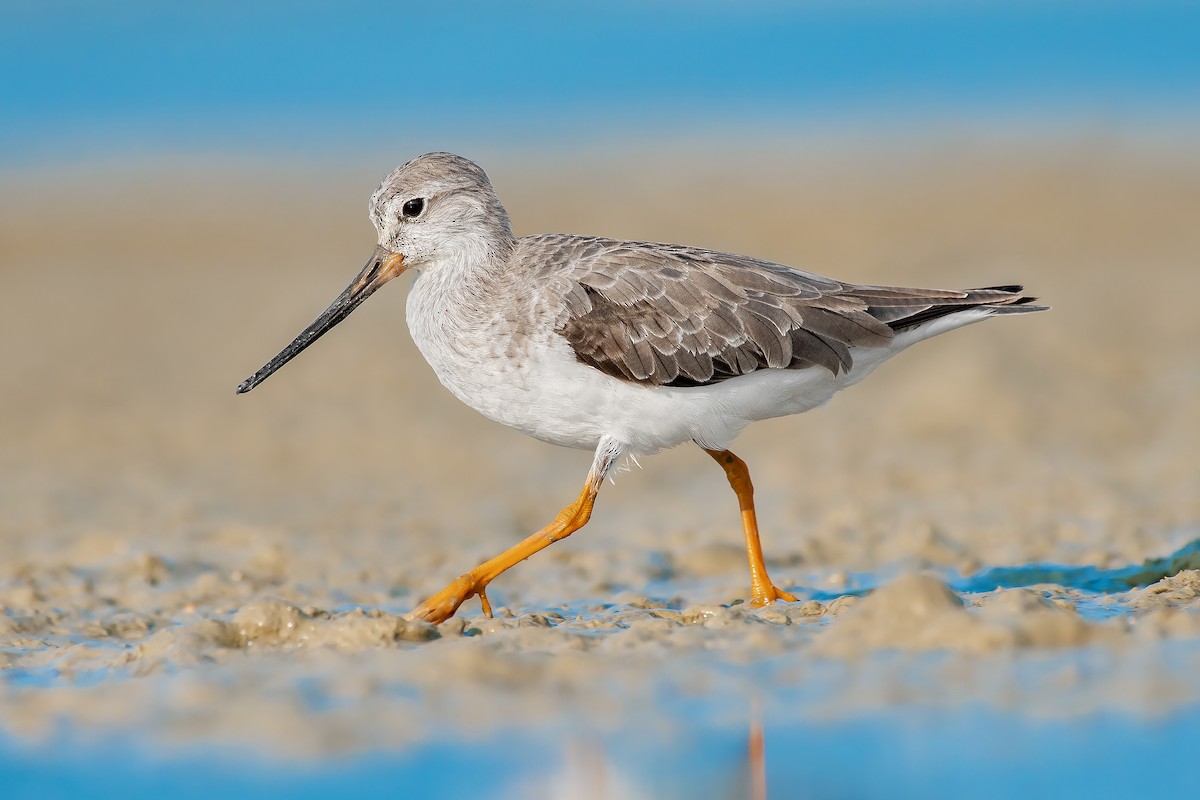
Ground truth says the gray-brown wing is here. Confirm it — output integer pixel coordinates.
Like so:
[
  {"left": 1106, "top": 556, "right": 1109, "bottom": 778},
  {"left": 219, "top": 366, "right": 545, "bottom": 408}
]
[{"left": 524, "top": 234, "right": 1037, "bottom": 387}]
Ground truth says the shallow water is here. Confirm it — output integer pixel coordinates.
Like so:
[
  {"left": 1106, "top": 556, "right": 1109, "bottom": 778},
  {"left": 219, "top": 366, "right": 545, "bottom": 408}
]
[
  {"left": 3, "top": 546, "right": 1199, "bottom": 798},
  {"left": 5, "top": 642, "right": 1200, "bottom": 799}
]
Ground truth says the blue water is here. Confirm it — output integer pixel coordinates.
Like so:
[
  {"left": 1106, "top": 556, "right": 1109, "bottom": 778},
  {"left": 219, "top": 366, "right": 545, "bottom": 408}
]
[
  {"left": 4, "top": 534, "right": 1198, "bottom": 799},
  {"left": 3, "top": 1, "right": 1199, "bottom": 164},
  {"left": 3, "top": 700, "right": 1197, "bottom": 799},
  {"left": 2, "top": 538, "right": 1197, "bottom": 798}
]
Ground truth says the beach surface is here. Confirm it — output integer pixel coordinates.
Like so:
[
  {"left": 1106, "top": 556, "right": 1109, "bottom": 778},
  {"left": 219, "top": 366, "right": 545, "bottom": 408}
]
[{"left": 2, "top": 133, "right": 1199, "bottom": 797}]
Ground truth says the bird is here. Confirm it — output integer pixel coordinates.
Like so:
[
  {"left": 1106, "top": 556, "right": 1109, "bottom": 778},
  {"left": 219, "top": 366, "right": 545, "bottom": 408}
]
[{"left": 237, "top": 152, "right": 1046, "bottom": 625}]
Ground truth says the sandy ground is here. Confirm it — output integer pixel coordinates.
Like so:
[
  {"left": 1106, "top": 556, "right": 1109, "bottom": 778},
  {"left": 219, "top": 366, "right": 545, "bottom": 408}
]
[{"left": 1, "top": 132, "right": 1199, "bottom": 795}]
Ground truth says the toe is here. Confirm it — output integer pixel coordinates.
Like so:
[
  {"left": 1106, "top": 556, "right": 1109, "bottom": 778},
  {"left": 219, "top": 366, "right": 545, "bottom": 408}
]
[
  {"left": 406, "top": 575, "right": 477, "bottom": 625},
  {"left": 750, "top": 584, "right": 797, "bottom": 607}
]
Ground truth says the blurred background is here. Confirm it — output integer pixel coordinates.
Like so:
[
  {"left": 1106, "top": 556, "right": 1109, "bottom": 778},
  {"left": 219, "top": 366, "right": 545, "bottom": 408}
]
[
  {"left": 4, "top": 1, "right": 1198, "bottom": 163},
  {"left": 2, "top": 2, "right": 1200, "bottom": 798}
]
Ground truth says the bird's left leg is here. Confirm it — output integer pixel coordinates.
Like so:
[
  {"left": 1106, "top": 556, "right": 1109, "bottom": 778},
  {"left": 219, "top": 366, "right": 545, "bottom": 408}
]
[
  {"left": 704, "top": 448, "right": 798, "bottom": 607},
  {"left": 406, "top": 438, "right": 624, "bottom": 625}
]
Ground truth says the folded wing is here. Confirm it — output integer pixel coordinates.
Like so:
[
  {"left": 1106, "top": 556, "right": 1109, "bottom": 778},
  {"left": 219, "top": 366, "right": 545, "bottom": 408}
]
[{"left": 528, "top": 235, "right": 1043, "bottom": 387}]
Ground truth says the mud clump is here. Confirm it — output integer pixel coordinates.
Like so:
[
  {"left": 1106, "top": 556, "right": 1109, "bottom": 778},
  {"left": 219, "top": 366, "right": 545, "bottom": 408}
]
[{"left": 816, "top": 574, "right": 1109, "bottom": 656}]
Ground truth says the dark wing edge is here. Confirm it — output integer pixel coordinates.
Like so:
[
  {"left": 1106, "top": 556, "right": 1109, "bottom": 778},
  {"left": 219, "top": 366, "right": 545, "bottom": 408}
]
[{"left": 863, "top": 284, "right": 1049, "bottom": 330}]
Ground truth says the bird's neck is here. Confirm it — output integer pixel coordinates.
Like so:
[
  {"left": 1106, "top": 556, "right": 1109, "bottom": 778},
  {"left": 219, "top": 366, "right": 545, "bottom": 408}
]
[{"left": 411, "top": 231, "right": 516, "bottom": 309}]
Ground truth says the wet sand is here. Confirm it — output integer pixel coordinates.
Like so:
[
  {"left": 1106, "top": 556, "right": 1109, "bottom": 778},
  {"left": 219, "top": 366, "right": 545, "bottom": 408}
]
[{"left": 2, "top": 132, "right": 1199, "bottom": 795}]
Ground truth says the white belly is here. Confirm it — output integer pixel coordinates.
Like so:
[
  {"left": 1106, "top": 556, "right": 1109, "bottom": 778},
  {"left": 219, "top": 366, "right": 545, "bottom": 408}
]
[
  {"left": 404, "top": 271, "right": 962, "bottom": 456},
  {"left": 407, "top": 287, "right": 853, "bottom": 454}
]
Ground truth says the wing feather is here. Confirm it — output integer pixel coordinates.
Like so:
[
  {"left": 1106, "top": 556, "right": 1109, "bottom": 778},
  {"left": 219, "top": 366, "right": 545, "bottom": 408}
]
[{"left": 519, "top": 235, "right": 1037, "bottom": 387}]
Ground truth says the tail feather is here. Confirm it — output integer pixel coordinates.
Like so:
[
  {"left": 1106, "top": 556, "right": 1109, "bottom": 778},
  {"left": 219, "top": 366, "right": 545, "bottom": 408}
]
[{"left": 868, "top": 285, "right": 1049, "bottom": 331}]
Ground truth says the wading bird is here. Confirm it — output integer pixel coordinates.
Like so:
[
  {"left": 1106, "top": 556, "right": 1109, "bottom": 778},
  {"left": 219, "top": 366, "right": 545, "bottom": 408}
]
[{"left": 238, "top": 152, "right": 1045, "bottom": 624}]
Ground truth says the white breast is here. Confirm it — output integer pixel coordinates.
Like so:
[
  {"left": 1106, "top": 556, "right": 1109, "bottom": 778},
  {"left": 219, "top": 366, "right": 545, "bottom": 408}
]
[
  {"left": 405, "top": 265, "right": 837, "bottom": 455},
  {"left": 405, "top": 262, "right": 977, "bottom": 456}
]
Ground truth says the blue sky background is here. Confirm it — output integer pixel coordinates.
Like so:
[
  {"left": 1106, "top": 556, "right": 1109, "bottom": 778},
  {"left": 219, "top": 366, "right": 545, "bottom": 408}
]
[{"left": 2, "top": 1, "right": 1198, "bottom": 165}]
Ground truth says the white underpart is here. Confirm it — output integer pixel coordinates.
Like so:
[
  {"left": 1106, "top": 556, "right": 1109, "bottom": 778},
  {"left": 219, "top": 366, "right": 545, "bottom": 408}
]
[{"left": 407, "top": 251, "right": 1000, "bottom": 457}]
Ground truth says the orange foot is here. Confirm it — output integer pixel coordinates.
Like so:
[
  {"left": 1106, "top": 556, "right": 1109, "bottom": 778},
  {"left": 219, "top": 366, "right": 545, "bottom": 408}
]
[
  {"left": 750, "top": 583, "right": 798, "bottom": 608},
  {"left": 404, "top": 477, "right": 605, "bottom": 626},
  {"left": 405, "top": 573, "right": 492, "bottom": 625}
]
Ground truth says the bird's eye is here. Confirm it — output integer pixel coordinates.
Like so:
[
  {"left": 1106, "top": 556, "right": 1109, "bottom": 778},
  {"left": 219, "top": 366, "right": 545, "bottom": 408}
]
[{"left": 402, "top": 198, "right": 425, "bottom": 218}]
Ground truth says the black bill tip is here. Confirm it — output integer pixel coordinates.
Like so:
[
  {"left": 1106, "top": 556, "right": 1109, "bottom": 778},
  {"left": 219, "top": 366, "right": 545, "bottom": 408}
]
[{"left": 233, "top": 245, "right": 406, "bottom": 398}]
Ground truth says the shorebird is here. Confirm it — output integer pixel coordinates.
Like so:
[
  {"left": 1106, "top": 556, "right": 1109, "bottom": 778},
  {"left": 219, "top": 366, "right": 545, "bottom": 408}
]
[{"left": 237, "top": 152, "right": 1046, "bottom": 625}]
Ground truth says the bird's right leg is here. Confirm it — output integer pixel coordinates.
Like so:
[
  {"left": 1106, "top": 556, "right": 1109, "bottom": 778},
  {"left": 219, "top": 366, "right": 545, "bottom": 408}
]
[
  {"left": 406, "top": 438, "right": 624, "bottom": 625},
  {"left": 704, "top": 448, "right": 798, "bottom": 607}
]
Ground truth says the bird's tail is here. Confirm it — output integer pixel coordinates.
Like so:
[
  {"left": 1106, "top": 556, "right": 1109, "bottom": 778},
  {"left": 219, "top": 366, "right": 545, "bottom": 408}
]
[{"left": 866, "top": 285, "right": 1049, "bottom": 332}]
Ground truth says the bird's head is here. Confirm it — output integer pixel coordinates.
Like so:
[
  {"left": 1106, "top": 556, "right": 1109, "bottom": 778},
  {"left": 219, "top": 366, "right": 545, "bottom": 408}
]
[
  {"left": 370, "top": 151, "right": 513, "bottom": 271},
  {"left": 236, "top": 152, "right": 511, "bottom": 394}
]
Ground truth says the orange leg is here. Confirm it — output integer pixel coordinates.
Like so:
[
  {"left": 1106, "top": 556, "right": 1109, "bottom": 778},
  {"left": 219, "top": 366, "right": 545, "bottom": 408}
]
[
  {"left": 705, "top": 449, "right": 798, "bottom": 606},
  {"left": 406, "top": 446, "right": 617, "bottom": 625}
]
